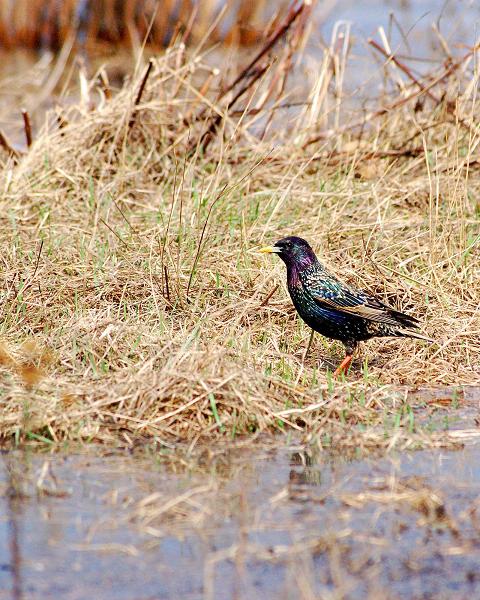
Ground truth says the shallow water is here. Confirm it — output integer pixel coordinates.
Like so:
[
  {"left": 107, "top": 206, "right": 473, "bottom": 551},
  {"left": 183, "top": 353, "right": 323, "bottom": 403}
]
[
  {"left": 1, "top": 389, "right": 480, "bottom": 600},
  {"left": 319, "top": 0, "right": 479, "bottom": 56}
]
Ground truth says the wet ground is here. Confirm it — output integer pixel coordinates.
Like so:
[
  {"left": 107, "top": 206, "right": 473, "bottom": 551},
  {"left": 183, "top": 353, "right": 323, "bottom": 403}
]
[{"left": 1, "top": 388, "right": 480, "bottom": 600}]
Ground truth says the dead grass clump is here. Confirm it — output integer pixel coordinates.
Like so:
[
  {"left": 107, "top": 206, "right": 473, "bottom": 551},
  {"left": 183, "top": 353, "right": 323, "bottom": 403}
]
[{"left": 0, "top": 8, "right": 479, "bottom": 447}]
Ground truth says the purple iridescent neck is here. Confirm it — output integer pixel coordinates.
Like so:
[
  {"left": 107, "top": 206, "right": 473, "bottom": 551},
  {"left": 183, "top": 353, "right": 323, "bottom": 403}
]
[{"left": 285, "top": 249, "right": 319, "bottom": 287}]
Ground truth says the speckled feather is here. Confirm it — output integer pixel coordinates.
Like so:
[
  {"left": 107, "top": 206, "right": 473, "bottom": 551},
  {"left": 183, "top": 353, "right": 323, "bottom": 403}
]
[{"left": 270, "top": 236, "right": 431, "bottom": 355}]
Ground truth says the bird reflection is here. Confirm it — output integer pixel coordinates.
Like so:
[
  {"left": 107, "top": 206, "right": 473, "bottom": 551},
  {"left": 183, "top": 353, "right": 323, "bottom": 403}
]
[{"left": 289, "top": 451, "right": 322, "bottom": 488}]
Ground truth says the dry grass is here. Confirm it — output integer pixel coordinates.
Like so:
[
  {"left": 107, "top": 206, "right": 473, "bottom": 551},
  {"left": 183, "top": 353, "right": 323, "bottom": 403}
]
[{"left": 0, "top": 7, "right": 479, "bottom": 448}]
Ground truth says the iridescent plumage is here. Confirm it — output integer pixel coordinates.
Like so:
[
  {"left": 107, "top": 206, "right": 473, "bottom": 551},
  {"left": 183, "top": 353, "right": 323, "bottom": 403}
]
[{"left": 260, "top": 236, "right": 432, "bottom": 376}]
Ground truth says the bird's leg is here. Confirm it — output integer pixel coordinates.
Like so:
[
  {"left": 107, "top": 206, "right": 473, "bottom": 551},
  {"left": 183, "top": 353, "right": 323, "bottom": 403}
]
[
  {"left": 333, "top": 342, "right": 358, "bottom": 378},
  {"left": 333, "top": 355, "right": 353, "bottom": 378},
  {"left": 303, "top": 328, "right": 315, "bottom": 362}
]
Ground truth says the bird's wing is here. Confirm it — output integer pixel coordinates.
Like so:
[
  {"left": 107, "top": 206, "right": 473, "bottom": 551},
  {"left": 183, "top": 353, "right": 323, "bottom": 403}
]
[{"left": 303, "top": 272, "right": 419, "bottom": 328}]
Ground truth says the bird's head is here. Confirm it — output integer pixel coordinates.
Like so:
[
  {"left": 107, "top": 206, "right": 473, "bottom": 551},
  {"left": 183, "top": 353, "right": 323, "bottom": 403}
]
[{"left": 259, "top": 236, "right": 318, "bottom": 269}]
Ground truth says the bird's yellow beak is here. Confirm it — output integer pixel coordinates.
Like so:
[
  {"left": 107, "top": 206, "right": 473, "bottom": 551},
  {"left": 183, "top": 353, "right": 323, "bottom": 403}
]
[{"left": 258, "top": 245, "right": 281, "bottom": 254}]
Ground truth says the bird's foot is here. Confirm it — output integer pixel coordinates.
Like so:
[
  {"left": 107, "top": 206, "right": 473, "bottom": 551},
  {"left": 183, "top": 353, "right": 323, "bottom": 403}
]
[{"left": 333, "top": 355, "right": 353, "bottom": 378}]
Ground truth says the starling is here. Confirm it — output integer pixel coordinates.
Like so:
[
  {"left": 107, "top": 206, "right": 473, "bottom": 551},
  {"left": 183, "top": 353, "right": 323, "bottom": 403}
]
[{"left": 259, "top": 236, "right": 432, "bottom": 376}]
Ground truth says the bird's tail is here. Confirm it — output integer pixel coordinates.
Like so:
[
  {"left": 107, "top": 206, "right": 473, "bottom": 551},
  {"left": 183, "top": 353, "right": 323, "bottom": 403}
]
[{"left": 396, "top": 328, "right": 435, "bottom": 343}]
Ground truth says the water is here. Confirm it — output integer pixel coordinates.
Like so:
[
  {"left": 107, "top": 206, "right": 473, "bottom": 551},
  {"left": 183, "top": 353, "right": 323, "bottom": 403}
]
[
  {"left": 319, "top": 0, "right": 479, "bottom": 56},
  {"left": 1, "top": 418, "right": 480, "bottom": 599}
]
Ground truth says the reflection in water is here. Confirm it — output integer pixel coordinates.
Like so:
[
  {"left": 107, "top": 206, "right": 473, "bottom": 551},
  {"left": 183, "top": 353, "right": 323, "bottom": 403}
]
[
  {"left": 4, "top": 455, "right": 26, "bottom": 600},
  {"left": 6, "top": 495, "right": 23, "bottom": 600},
  {"left": 289, "top": 450, "right": 322, "bottom": 486},
  {"left": 1, "top": 443, "right": 480, "bottom": 599}
]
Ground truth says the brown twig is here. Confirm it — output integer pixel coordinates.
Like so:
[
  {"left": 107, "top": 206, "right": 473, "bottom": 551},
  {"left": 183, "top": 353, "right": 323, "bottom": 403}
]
[
  {"left": 259, "top": 284, "right": 280, "bottom": 307},
  {"left": 128, "top": 58, "right": 154, "bottom": 129},
  {"left": 113, "top": 199, "right": 134, "bottom": 232},
  {"left": 29, "top": 240, "right": 44, "bottom": 287},
  {"left": 99, "top": 218, "right": 129, "bottom": 248},
  {"left": 21, "top": 109, "right": 33, "bottom": 147},
  {"left": 19, "top": 240, "right": 44, "bottom": 297}
]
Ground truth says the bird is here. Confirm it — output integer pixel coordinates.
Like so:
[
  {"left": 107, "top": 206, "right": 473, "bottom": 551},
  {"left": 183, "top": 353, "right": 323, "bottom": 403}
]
[{"left": 259, "top": 236, "right": 433, "bottom": 377}]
